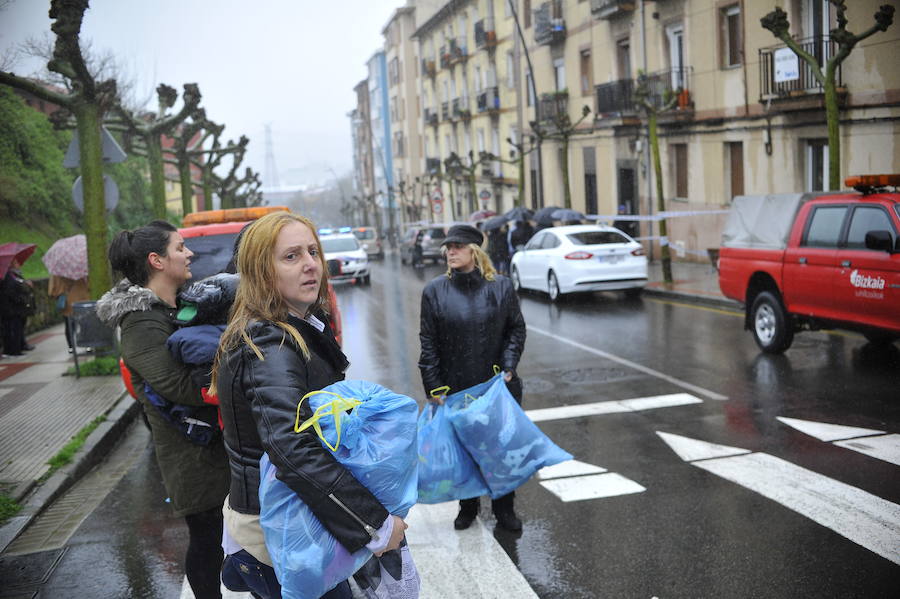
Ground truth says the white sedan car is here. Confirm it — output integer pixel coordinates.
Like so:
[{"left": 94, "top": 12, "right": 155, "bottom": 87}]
[
  {"left": 510, "top": 225, "right": 647, "bottom": 301},
  {"left": 321, "top": 233, "right": 370, "bottom": 285}
]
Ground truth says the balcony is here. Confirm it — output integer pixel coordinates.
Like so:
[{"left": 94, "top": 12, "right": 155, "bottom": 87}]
[
  {"left": 534, "top": 1, "right": 566, "bottom": 46},
  {"left": 759, "top": 37, "right": 843, "bottom": 110},
  {"left": 421, "top": 58, "right": 436, "bottom": 78},
  {"left": 453, "top": 96, "right": 471, "bottom": 120},
  {"left": 424, "top": 108, "right": 438, "bottom": 127},
  {"left": 474, "top": 18, "right": 497, "bottom": 49},
  {"left": 441, "top": 101, "right": 450, "bottom": 121},
  {"left": 639, "top": 67, "right": 693, "bottom": 113},
  {"left": 590, "top": 0, "right": 635, "bottom": 19},
  {"left": 538, "top": 90, "right": 569, "bottom": 125},
  {"left": 440, "top": 46, "right": 451, "bottom": 69},
  {"left": 476, "top": 87, "right": 500, "bottom": 113},
  {"left": 449, "top": 38, "right": 468, "bottom": 63},
  {"left": 426, "top": 158, "right": 441, "bottom": 175},
  {"left": 595, "top": 79, "right": 636, "bottom": 117}
]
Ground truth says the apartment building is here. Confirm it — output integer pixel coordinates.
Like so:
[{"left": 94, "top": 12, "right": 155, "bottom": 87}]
[
  {"left": 414, "top": 0, "right": 524, "bottom": 222},
  {"left": 521, "top": 0, "right": 900, "bottom": 259},
  {"left": 383, "top": 5, "right": 426, "bottom": 227}
]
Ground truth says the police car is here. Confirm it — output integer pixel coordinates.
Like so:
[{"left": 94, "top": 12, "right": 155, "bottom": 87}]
[{"left": 319, "top": 227, "right": 371, "bottom": 285}]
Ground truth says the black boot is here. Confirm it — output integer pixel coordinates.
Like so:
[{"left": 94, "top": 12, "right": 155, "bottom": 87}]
[
  {"left": 454, "top": 497, "right": 479, "bottom": 530},
  {"left": 492, "top": 493, "right": 522, "bottom": 531}
]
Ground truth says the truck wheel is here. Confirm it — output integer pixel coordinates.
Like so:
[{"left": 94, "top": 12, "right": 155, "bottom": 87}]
[{"left": 751, "top": 291, "right": 794, "bottom": 354}]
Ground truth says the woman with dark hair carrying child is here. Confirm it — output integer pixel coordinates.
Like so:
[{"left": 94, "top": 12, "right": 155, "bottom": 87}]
[
  {"left": 96, "top": 220, "right": 229, "bottom": 599},
  {"left": 210, "top": 211, "right": 407, "bottom": 599}
]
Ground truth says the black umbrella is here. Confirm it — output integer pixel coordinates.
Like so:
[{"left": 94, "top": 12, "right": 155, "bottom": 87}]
[
  {"left": 504, "top": 206, "right": 534, "bottom": 222},
  {"left": 533, "top": 205, "right": 562, "bottom": 226},
  {"left": 551, "top": 208, "right": 585, "bottom": 222},
  {"left": 481, "top": 215, "right": 508, "bottom": 232}
]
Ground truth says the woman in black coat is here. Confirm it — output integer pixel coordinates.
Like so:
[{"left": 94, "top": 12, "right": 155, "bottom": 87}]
[
  {"left": 418, "top": 224, "right": 527, "bottom": 531},
  {"left": 211, "top": 212, "right": 406, "bottom": 599}
]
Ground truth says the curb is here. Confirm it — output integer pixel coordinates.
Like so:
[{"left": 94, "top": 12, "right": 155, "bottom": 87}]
[
  {"left": 642, "top": 286, "right": 743, "bottom": 312},
  {"left": 0, "top": 390, "right": 140, "bottom": 555}
]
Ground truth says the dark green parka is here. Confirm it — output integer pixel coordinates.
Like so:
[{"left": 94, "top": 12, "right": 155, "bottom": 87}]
[{"left": 97, "top": 280, "right": 228, "bottom": 517}]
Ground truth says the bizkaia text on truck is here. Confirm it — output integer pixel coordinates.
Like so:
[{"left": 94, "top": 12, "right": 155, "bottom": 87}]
[{"left": 717, "top": 175, "right": 900, "bottom": 354}]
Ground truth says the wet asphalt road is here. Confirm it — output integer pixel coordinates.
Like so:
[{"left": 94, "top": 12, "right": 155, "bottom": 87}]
[{"left": 6, "top": 254, "right": 899, "bottom": 598}]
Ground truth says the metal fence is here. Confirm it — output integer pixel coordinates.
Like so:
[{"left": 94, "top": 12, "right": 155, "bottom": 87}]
[{"left": 759, "top": 36, "right": 840, "bottom": 100}]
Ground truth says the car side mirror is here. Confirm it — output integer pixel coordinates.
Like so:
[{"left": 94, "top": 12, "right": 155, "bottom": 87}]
[{"left": 864, "top": 230, "right": 895, "bottom": 253}]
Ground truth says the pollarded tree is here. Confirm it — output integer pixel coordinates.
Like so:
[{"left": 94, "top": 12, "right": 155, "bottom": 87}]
[
  {"left": 114, "top": 83, "right": 201, "bottom": 218},
  {"left": 0, "top": 0, "right": 117, "bottom": 298},
  {"left": 761, "top": 2, "right": 894, "bottom": 190},
  {"left": 532, "top": 94, "right": 591, "bottom": 209}
]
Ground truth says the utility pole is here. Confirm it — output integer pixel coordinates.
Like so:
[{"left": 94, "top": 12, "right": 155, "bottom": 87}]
[{"left": 264, "top": 123, "right": 280, "bottom": 189}]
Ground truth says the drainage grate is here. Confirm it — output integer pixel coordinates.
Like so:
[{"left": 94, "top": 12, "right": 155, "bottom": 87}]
[{"left": 0, "top": 548, "right": 66, "bottom": 596}]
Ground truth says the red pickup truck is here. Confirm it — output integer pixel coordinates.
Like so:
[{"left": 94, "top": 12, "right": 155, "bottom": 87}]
[{"left": 718, "top": 175, "right": 900, "bottom": 353}]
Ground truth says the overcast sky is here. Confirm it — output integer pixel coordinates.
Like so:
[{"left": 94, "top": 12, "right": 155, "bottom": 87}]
[{"left": 0, "top": 0, "right": 402, "bottom": 188}]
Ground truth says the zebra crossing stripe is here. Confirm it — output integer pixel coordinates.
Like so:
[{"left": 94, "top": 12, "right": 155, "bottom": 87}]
[
  {"left": 537, "top": 459, "right": 645, "bottom": 502},
  {"left": 777, "top": 417, "right": 900, "bottom": 467},
  {"left": 525, "top": 393, "right": 702, "bottom": 423},
  {"left": 656, "top": 432, "right": 900, "bottom": 565}
]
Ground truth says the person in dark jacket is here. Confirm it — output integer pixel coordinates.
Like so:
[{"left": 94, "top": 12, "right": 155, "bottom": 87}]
[
  {"left": 0, "top": 259, "right": 34, "bottom": 356},
  {"left": 419, "top": 224, "right": 527, "bottom": 532},
  {"left": 487, "top": 224, "right": 510, "bottom": 275},
  {"left": 210, "top": 212, "right": 407, "bottom": 599},
  {"left": 97, "top": 220, "right": 229, "bottom": 599}
]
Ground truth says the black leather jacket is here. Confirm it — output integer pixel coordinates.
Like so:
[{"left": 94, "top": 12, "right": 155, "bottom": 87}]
[
  {"left": 419, "top": 269, "right": 526, "bottom": 399},
  {"left": 216, "top": 313, "right": 389, "bottom": 553}
]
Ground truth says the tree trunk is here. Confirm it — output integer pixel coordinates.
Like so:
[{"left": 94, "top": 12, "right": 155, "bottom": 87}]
[
  {"left": 74, "top": 102, "right": 112, "bottom": 298},
  {"left": 145, "top": 135, "right": 167, "bottom": 219},
  {"left": 561, "top": 137, "right": 572, "bottom": 209},
  {"left": 468, "top": 173, "right": 477, "bottom": 215},
  {"left": 202, "top": 166, "right": 214, "bottom": 210},
  {"left": 824, "top": 64, "right": 841, "bottom": 191},
  {"left": 179, "top": 159, "right": 194, "bottom": 217},
  {"left": 517, "top": 154, "right": 525, "bottom": 207},
  {"left": 649, "top": 111, "right": 672, "bottom": 283},
  {"left": 448, "top": 179, "right": 456, "bottom": 221}
]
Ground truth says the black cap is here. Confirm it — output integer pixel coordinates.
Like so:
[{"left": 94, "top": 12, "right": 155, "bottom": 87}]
[{"left": 442, "top": 224, "right": 484, "bottom": 247}]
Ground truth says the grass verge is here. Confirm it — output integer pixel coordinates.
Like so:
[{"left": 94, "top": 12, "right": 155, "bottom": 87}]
[
  {"left": 64, "top": 356, "right": 119, "bottom": 376},
  {"left": 40, "top": 415, "right": 107, "bottom": 482},
  {"left": 0, "top": 493, "right": 22, "bottom": 526}
]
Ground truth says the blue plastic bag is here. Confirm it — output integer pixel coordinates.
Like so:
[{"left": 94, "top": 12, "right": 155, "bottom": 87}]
[
  {"left": 416, "top": 400, "right": 490, "bottom": 504},
  {"left": 259, "top": 380, "right": 419, "bottom": 599},
  {"left": 448, "top": 374, "right": 572, "bottom": 498}
]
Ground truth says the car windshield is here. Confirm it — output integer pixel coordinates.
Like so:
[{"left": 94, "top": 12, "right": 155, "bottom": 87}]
[
  {"left": 322, "top": 237, "right": 360, "bottom": 252},
  {"left": 428, "top": 228, "right": 446, "bottom": 239},
  {"left": 567, "top": 231, "right": 631, "bottom": 245},
  {"left": 353, "top": 230, "right": 375, "bottom": 240},
  {"left": 183, "top": 233, "right": 239, "bottom": 280}
]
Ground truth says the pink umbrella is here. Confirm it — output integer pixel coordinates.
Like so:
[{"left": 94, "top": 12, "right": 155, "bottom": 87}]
[
  {"left": 0, "top": 242, "right": 37, "bottom": 279},
  {"left": 42, "top": 234, "right": 88, "bottom": 280}
]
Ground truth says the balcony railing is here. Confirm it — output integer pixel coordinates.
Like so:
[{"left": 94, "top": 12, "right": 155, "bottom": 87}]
[
  {"left": 441, "top": 101, "right": 450, "bottom": 121},
  {"left": 759, "top": 36, "right": 840, "bottom": 101},
  {"left": 538, "top": 91, "right": 569, "bottom": 124},
  {"left": 453, "top": 96, "right": 471, "bottom": 120},
  {"left": 590, "top": 0, "right": 635, "bottom": 19},
  {"left": 474, "top": 18, "right": 497, "bottom": 49},
  {"left": 595, "top": 79, "right": 635, "bottom": 116},
  {"left": 440, "top": 47, "right": 451, "bottom": 69},
  {"left": 426, "top": 158, "right": 441, "bottom": 175},
  {"left": 476, "top": 87, "right": 500, "bottom": 113},
  {"left": 421, "top": 58, "right": 436, "bottom": 78},
  {"left": 449, "top": 38, "right": 468, "bottom": 62},
  {"left": 424, "top": 108, "right": 438, "bottom": 126},
  {"left": 534, "top": 2, "right": 566, "bottom": 45}
]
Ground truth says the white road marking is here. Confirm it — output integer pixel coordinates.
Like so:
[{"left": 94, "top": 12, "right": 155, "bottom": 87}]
[
  {"left": 834, "top": 434, "right": 900, "bottom": 467},
  {"left": 538, "top": 459, "right": 607, "bottom": 480},
  {"left": 776, "top": 416, "right": 885, "bottom": 442},
  {"left": 656, "top": 431, "right": 750, "bottom": 462},
  {"left": 527, "top": 325, "right": 728, "bottom": 401},
  {"left": 526, "top": 393, "right": 702, "bottom": 422},
  {"left": 777, "top": 417, "right": 900, "bottom": 467},
  {"left": 540, "top": 472, "right": 646, "bottom": 502},
  {"left": 657, "top": 432, "right": 900, "bottom": 565}
]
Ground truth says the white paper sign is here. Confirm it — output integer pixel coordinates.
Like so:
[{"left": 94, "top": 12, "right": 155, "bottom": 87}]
[{"left": 774, "top": 47, "right": 799, "bottom": 83}]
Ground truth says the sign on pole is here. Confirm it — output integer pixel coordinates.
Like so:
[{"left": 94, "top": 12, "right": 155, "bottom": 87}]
[
  {"left": 773, "top": 47, "right": 800, "bottom": 83},
  {"left": 73, "top": 175, "right": 119, "bottom": 213},
  {"left": 64, "top": 126, "right": 128, "bottom": 167}
]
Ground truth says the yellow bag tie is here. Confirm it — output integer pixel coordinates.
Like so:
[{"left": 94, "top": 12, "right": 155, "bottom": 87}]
[
  {"left": 429, "top": 385, "right": 450, "bottom": 399},
  {"left": 295, "top": 390, "right": 362, "bottom": 452},
  {"left": 493, "top": 365, "right": 501, "bottom": 375}
]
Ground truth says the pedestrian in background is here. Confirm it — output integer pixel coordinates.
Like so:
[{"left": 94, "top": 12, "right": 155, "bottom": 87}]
[
  {"left": 48, "top": 274, "right": 89, "bottom": 353},
  {"left": 97, "top": 220, "right": 229, "bottom": 599},
  {"left": 211, "top": 212, "right": 406, "bottom": 599},
  {"left": 419, "top": 224, "right": 527, "bottom": 531},
  {"left": 0, "top": 259, "right": 35, "bottom": 356}
]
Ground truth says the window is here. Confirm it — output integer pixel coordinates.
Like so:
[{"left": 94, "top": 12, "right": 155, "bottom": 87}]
[
  {"left": 671, "top": 143, "right": 688, "bottom": 199},
  {"left": 541, "top": 234, "right": 561, "bottom": 249},
  {"left": 568, "top": 231, "right": 629, "bottom": 245},
  {"left": 805, "top": 139, "right": 829, "bottom": 191},
  {"left": 524, "top": 0, "right": 531, "bottom": 28},
  {"left": 846, "top": 206, "right": 895, "bottom": 249},
  {"left": 725, "top": 141, "right": 744, "bottom": 200},
  {"left": 720, "top": 5, "right": 742, "bottom": 68},
  {"left": 525, "top": 72, "right": 535, "bottom": 106},
  {"left": 507, "top": 51, "right": 516, "bottom": 88},
  {"left": 803, "top": 206, "right": 847, "bottom": 247},
  {"left": 389, "top": 57, "right": 400, "bottom": 86},
  {"left": 553, "top": 58, "right": 566, "bottom": 91},
  {"left": 666, "top": 24, "right": 686, "bottom": 89},
  {"left": 579, "top": 50, "right": 593, "bottom": 96},
  {"left": 617, "top": 39, "right": 631, "bottom": 79},
  {"left": 525, "top": 232, "right": 545, "bottom": 250}
]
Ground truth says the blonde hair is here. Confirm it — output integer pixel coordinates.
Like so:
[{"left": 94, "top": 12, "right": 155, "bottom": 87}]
[
  {"left": 209, "top": 212, "right": 329, "bottom": 394},
  {"left": 443, "top": 242, "right": 496, "bottom": 281}
]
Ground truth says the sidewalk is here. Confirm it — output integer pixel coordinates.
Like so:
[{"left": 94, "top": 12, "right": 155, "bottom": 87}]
[{"left": 0, "top": 260, "right": 739, "bottom": 554}]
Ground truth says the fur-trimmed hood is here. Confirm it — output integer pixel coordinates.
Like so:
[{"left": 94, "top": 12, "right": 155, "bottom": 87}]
[{"left": 96, "top": 279, "right": 166, "bottom": 326}]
